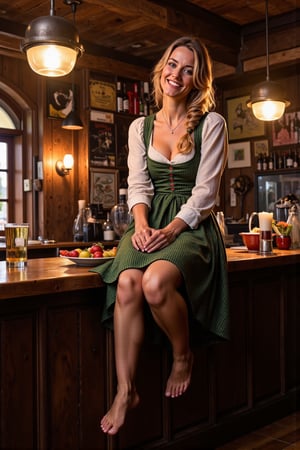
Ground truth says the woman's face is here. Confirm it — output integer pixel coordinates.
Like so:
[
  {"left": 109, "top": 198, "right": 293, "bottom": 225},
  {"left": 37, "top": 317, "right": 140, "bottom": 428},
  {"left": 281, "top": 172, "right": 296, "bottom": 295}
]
[{"left": 160, "top": 45, "right": 195, "bottom": 100}]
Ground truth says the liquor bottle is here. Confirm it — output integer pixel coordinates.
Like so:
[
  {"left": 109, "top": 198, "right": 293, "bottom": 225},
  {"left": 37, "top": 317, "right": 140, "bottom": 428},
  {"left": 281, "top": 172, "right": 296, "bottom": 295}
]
[
  {"left": 278, "top": 153, "right": 283, "bottom": 169},
  {"left": 116, "top": 80, "right": 123, "bottom": 113},
  {"left": 272, "top": 152, "right": 277, "bottom": 170},
  {"left": 262, "top": 153, "right": 268, "bottom": 171},
  {"left": 286, "top": 149, "right": 293, "bottom": 168},
  {"left": 133, "top": 82, "right": 140, "bottom": 115},
  {"left": 122, "top": 82, "right": 129, "bottom": 113},
  {"left": 256, "top": 153, "right": 262, "bottom": 171},
  {"left": 139, "top": 81, "right": 145, "bottom": 116},
  {"left": 287, "top": 205, "right": 300, "bottom": 249},
  {"left": 268, "top": 152, "right": 274, "bottom": 170},
  {"left": 110, "top": 188, "right": 131, "bottom": 238},
  {"left": 283, "top": 151, "right": 287, "bottom": 169},
  {"left": 73, "top": 199, "right": 87, "bottom": 242},
  {"left": 293, "top": 149, "right": 299, "bottom": 168},
  {"left": 102, "top": 211, "right": 115, "bottom": 241},
  {"left": 143, "top": 81, "right": 150, "bottom": 116}
]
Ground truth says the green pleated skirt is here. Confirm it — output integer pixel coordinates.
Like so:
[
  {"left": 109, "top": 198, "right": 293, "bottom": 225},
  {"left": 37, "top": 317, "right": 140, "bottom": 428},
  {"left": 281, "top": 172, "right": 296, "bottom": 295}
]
[{"left": 91, "top": 189, "right": 229, "bottom": 345}]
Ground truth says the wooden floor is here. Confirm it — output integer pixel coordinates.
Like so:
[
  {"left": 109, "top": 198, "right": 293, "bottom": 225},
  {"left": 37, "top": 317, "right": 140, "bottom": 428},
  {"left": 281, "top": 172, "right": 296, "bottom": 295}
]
[{"left": 217, "top": 411, "right": 300, "bottom": 449}]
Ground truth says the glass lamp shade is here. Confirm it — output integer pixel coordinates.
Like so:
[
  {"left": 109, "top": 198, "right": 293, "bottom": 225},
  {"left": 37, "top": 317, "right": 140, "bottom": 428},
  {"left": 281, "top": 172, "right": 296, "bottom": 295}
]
[
  {"left": 63, "top": 153, "right": 74, "bottom": 170},
  {"left": 251, "top": 100, "right": 286, "bottom": 121},
  {"left": 62, "top": 110, "right": 83, "bottom": 130},
  {"left": 247, "top": 80, "right": 290, "bottom": 121},
  {"left": 21, "top": 15, "right": 84, "bottom": 77}
]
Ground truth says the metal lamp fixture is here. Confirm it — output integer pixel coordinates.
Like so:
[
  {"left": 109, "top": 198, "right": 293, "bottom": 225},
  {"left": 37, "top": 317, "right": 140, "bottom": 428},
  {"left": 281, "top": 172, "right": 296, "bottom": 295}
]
[
  {"left": 62, "top": 108, "right": 83, "bottom": 130},
  {"left": 55, "top": 153, "right": 74, "bottom": 176},
  {"left": 62, "top": 1, "right": 83, "bottom": 130},
  {"left": 247, "top": 0, "right": 290, "bottom": 121},
  {"left": 21, "top": 0, "right": 84, "bottom": 77}
]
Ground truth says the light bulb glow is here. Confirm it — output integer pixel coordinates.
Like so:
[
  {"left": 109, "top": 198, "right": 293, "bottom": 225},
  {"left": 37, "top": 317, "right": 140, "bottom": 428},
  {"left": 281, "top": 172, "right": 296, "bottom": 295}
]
[
  {"left": 27, "top": 45, "right": 77, "bottom": 77},
  {"left": 252, "top": 100, "right": 286, "bottom": 121},
  {"left": 63, "top": 154, "right": 74, "bottom": 170}
]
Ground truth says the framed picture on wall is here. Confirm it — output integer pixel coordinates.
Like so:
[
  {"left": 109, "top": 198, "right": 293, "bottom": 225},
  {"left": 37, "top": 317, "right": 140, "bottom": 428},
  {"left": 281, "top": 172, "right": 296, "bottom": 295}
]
[
  {"left": 271, "top": 109, "right": 300, "bottom": 147},
  {"left": 89, "top": 120, "right": 116, "bottom": 167},
  {"left": 47, "top": 80, "right": 75, "bottom": 119},
  {"left": 253, "top": 139, "right": 269, "bottom": 157},
  {"left": 89, "top": 79, "right": 116, "bottom": 111},
  {"left": 228, "top": 141, "right": 251, "bottom": 168},
  {"left": 226, "top": 95, "right": 265, "bottom": 141},
  {"left": 90, "top": 168, "right": 119, "bottom": 209}
]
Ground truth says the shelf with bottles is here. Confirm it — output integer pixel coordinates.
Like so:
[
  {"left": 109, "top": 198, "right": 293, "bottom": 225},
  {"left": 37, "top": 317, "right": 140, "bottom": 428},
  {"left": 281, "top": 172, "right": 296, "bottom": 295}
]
[
  {"left": 256, "top": 147, "right": 300, "bottom": 173},
  {"left": 116, "top": 78, "right": 153, "bottom": 116}
]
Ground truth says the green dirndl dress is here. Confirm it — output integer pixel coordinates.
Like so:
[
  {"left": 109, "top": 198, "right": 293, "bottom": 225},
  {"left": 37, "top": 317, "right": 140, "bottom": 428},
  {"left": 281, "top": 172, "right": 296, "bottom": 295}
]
[{"left": 91, "top": 114, "right": 229, "bottom": 345}]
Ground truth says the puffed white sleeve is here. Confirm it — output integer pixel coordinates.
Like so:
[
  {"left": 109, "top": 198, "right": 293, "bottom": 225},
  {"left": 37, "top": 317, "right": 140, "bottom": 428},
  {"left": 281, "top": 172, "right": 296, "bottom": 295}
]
[
  {"left": 176, "top": 112, "right": 228, "bottom": 229},
  {"left": 127, "top": 116, "right": 154, "bottom": 212}
]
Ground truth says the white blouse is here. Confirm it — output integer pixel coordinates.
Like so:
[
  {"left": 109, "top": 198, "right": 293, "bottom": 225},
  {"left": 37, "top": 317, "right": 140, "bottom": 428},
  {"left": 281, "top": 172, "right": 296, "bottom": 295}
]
[{"left": 127, "top": 111, "right": 228, "bottom": 229}]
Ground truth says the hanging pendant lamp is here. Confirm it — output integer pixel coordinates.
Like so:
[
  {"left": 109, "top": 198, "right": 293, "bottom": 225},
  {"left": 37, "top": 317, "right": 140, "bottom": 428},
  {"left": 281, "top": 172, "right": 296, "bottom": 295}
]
[
  {"left": 247, "top": 0, "right": 290, "bottom": 121},
  {"left": 21, "top": 0, "right": 84, "bottom": 77},
  {"left": 62, "top": 1, "right": 83, "bottom": 130}
]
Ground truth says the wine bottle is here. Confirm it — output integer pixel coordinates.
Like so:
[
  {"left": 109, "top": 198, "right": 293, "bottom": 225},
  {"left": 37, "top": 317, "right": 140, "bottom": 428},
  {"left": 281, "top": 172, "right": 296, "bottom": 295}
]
[
  {"left": 122, "top": 82, "right": 129, "bottom": 113},
  {"left": 133, "top": 82, "right": 140, "bottom": 115},
  {"left": 116, "top": 80, "right": 123, "bottom": 113},
  {"left": 143, "top": 81, "right": 150, "bottom": 116},
  {"left": 102, "top": 211, "right": 115, "bottom": 241}
]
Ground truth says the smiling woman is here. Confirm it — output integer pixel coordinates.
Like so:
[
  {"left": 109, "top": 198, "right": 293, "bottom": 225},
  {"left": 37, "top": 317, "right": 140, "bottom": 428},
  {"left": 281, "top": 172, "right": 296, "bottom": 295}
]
[{"left": 92, "top": 36, "right": 229, "bottom": 436}]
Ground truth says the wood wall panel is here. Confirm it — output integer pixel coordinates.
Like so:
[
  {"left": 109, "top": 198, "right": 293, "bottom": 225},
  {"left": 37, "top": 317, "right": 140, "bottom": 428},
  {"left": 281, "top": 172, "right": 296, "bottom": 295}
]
[
  {"left": 215, "top": 280, "right": 248, "bottom": 416},
  {"left": 252, "top": 271, "right": 282, "bottom": 403},
  {"left": 0, "top": 314, "right": 36, "bottom": 449}
]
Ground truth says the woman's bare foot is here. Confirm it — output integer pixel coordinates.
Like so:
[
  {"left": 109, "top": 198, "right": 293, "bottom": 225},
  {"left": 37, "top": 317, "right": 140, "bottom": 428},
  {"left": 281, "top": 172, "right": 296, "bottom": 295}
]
[
  {"left": 165, "top": 351, "right": 194, "bottom": 398},
  {"left": 100, "top": 387, "right": 140, "bottom": 435}
]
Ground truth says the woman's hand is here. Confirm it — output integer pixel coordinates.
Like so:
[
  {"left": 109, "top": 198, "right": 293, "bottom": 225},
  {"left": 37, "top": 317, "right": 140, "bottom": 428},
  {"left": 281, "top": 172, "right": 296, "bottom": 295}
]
[
  {"left": 131, "top": 218, "right": 188, "bottom": 253},
  {"left": 132, "top": 226, "right": 176, "bottom": 252}
]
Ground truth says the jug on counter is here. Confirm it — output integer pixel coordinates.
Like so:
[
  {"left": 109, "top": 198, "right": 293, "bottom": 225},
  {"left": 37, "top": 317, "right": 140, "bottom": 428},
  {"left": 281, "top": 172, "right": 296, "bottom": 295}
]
[
  {"left": 249, "top": 211, "right": 273, "bottom": 254},
  {"left": 287, "top": 204, "right": 300, "bottom": 249},
  {"left": 275, "top": 194, "right": 299, "bottom": 222}
]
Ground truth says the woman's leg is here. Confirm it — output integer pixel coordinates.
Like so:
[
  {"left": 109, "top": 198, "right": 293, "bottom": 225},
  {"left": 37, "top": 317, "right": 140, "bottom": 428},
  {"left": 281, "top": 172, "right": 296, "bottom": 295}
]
[
  {"left": 142, "top": 261, "right": 193, "bottom": 398},
  {"left": 101, "top": 268, "right": 145, "bottom": 435}
]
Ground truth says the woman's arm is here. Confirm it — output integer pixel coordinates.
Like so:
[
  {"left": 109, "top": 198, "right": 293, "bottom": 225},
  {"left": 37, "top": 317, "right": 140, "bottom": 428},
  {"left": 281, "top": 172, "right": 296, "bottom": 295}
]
[
  {"left": 127, "top": 117, "right": 154, "bottom": 213},
  {"left": 176, "top": 112, "right": 228, "bottom": 229}
]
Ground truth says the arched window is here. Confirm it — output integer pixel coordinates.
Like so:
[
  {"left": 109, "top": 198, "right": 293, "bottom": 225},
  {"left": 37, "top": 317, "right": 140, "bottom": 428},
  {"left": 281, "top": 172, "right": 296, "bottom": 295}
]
[{"left": 0, "top": 103, "right": 22, "bottom": 231}]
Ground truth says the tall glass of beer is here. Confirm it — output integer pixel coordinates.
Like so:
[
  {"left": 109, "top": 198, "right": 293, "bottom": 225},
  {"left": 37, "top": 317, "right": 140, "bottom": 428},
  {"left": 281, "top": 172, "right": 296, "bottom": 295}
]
[{"left": 5, "top": 223, "right": 29, "bottom": 268}]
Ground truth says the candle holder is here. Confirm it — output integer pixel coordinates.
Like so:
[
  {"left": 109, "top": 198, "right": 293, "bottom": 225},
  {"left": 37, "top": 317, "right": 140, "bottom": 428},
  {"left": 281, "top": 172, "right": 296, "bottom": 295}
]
[{"left": 259, "top": 230, "right": 273, "bottom": 254}]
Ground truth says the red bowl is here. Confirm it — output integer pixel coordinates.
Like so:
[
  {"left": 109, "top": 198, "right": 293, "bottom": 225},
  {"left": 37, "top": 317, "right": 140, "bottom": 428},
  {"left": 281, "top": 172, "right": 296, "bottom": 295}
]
[{"left": 239, "top": 232, "right": 260, "bottom": 252}]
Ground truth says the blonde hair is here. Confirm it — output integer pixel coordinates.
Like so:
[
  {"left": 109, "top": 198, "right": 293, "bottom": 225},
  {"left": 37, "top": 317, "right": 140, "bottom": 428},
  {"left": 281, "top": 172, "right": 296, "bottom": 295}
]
[{"left": 151, "top": 36, "right": 215, "bottom": 154}]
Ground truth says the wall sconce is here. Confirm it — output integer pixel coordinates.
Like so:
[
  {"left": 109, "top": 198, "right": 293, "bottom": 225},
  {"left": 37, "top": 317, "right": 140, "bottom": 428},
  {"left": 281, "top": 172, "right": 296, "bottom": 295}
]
[
  {"left": 21, "top": 0, "right": 84, "bottom": 77},
  {"left": 55, "top": 154, "right": 74, "bottom": 176},
  {"left": 247, "top": 0, "right": 290, "bottom": 121}
]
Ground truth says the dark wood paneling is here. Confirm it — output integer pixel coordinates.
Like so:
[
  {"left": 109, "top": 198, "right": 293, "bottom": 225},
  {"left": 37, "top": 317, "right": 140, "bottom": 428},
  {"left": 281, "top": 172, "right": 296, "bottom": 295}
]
[{"left": 0, "top": 314, "right": 36, "bottom": 449}]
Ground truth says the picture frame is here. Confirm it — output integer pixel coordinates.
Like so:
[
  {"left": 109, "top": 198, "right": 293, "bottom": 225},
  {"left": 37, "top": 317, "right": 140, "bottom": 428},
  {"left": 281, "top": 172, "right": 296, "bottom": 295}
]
[
  {"left": 89, "top": 79, "right": 116, "bottom": 111},
  {"left": 253, "top": 139, "right": 269, "bottom": 157},
  {"left": 228, "top": 141, "right": 251, "bottom": 168},
  {"left": 89, "top": 120, "right": 116, "bottom": 168},
  {"left": 47, "top": 80, "right": 76, "bottom": 119},
  {"left": 90, "top": 168, "right": 119, "bottom": 209},
  {"left": 271, "top": 109, "right": 300, "bottom": 147},
  {"left": 226, "top": 95, "right": 265, "bottom": 141}
]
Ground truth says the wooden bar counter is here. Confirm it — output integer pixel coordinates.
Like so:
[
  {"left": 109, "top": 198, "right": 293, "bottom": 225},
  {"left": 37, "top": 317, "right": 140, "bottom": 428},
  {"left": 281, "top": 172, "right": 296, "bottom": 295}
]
[{"left": 0, "top": 249, "right": 299, "bottom": 449}]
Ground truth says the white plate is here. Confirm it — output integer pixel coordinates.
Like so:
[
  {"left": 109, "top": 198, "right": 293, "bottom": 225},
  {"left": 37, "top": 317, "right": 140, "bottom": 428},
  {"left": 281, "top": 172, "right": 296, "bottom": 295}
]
[{"left": 61, "top": 255, "right": 115, "bottom": 266}]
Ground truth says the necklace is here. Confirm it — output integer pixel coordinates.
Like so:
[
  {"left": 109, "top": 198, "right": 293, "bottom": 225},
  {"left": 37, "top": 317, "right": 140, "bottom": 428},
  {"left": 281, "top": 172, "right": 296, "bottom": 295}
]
[{"left": 162, "top": 110, "right": 186, "bottom": 134}]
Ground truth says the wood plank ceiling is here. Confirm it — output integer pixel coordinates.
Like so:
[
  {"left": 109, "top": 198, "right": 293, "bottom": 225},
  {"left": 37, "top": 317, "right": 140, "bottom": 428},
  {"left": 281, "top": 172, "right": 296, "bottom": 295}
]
[{"left": 0, "top": 0, "right": 298, "bottom": 79}]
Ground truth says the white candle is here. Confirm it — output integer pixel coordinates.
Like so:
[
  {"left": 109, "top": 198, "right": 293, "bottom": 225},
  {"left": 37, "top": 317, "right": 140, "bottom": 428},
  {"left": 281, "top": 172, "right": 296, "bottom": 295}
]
[{"left": 258, "top": 211, "right": 273, "bottom": 231}]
